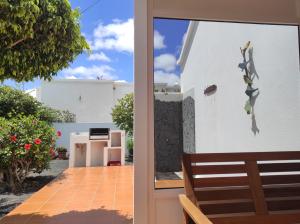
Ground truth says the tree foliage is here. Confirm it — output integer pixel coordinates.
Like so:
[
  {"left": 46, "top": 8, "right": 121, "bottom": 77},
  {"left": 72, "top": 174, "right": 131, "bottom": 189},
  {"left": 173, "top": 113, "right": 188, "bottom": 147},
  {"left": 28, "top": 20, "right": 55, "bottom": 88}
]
[
  {"left": 50, "top": 109, "right": 76, "bottom": 123},
  {"left": 0, "top": 86, "right": 76, "bottom": 123},
  {"left": 111, "top": 93, "right": 133, "bottom": 136},
  {"left": 0, "top": 0, "right": 89, "bottom": 82},
  {"left": 126, "top": 137, "right": 133, "bottom": 157},
  {"left": 0, "top": 115, "right": 58, "bottom": 192}
]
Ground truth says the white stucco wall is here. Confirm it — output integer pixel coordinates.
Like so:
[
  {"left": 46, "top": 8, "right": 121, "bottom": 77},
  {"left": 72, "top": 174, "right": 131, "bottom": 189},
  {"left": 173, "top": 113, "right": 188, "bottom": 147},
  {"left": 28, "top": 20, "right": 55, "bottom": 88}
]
[
  {"left": 113, "top": 82, "right": 134, "bottom": 104},
  {"left": 181, "top": 21, "right": 300, "bottom": 153},
  {"left": 40, "top": 80, "right": 133, "bottom": 123}
]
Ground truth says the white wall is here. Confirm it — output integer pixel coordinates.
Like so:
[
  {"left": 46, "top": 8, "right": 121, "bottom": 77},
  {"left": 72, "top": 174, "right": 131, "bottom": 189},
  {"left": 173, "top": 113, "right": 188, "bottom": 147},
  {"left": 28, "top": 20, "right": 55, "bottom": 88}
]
[
  {"left": 113, "top": 82, "right": 134, "bottom": 104},
  {"left": 25, "top": 88, "right": 41, "bottom": 101},
  {"left": 40, "top": 80, "right": 133, "bottom": 123},
  {"left": 154, "top": 189, "right": 184, "bottom": 224},
  {"left": 181, "top": 21, "right": 300, "bottom": 153}
]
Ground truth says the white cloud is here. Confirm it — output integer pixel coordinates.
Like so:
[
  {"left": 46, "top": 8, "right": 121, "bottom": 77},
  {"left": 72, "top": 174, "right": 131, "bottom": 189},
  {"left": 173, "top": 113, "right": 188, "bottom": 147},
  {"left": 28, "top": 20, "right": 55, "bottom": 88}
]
[
  {"left": 154, "top": 53, "right": 177, "bottom": 72},
  {"left": 154, "top": 30, "right": 166, "bottom": 49},
  {"left": 92, "top": 18, "right": 134, "bottom": 53},
  {"left": 65, "top": 75, "right": 77, "bottom": 79},
  {"left": 115, "top": 80, "right": 128, "bottom": 83},
  {"left": 62, "top": 65, "right": 117, "bottom": 80},
  {"left": 112, "top": 18, "right": 122, "bottom": 23},
  {"left": 154, "top": 70, "right": 180, "bottom": 86},
  {"left": 88, "top": 52, "right": 111, "bottom": 62}
]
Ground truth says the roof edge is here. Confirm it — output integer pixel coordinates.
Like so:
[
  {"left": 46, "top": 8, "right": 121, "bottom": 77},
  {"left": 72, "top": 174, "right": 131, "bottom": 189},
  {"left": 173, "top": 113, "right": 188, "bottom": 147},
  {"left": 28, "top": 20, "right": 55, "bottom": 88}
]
[
  {"left": 42, "top": 79, "right": 133, "bottom": 85},
  {"left": 177, "top": 21, "right": 199, "bottom": 70}
]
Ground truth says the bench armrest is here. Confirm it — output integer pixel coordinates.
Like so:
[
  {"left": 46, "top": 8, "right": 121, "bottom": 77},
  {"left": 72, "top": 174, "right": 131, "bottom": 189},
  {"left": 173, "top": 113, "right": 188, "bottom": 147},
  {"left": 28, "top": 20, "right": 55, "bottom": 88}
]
[{"left": 179, "top": 194, "right": 213, "bottom": 224}]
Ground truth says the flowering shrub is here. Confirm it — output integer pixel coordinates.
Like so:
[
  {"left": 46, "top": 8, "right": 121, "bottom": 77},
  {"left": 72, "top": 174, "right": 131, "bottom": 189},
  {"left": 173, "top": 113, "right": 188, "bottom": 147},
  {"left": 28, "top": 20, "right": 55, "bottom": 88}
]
[{"left": 0, "top": 115, "right": 58, "bottom": 192}]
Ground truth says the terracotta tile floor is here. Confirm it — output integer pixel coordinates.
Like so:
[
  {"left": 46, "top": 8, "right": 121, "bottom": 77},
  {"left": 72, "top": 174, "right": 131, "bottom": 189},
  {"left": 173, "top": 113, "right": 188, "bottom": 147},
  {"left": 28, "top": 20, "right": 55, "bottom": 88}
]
[{"left": 0, "top": 166, "right": 133, "bottom": 224}]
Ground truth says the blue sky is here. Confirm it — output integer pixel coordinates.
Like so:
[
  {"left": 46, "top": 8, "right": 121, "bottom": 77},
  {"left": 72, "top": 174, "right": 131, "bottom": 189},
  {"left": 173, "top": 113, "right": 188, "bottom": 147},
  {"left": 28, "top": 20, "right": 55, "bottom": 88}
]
[
  {"left": 153, "top": 18, "right": 189, "bottom": 85},
  {"left": 4, "top": 1, "right": 189, "bottom": 90}
]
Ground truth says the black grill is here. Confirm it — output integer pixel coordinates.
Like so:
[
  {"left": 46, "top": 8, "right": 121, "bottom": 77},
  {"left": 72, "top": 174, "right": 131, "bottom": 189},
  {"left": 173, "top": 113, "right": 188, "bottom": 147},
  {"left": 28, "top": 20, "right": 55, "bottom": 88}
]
[{"left": 89, "top": 128, "right": 110, "bottom": 140}]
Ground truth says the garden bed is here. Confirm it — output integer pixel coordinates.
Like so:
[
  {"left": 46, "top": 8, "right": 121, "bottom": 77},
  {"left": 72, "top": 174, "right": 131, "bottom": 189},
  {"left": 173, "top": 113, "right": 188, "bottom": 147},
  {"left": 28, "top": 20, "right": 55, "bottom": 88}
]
[{"left": 0, "top": 160, "right": 68, "bottom": 218}]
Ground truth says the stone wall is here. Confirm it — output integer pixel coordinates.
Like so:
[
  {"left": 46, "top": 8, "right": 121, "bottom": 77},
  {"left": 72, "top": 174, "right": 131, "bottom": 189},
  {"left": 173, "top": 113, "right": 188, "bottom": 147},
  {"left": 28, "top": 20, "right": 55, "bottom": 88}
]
[
  {"left": 182, "top": 95, "right": 196, "bottom": 153},
  {"left": 154, "top": 97, "right": 183, "bottom": 172},
  {"left": 154, "top": 91, "right": 196, "bottom": 172}
]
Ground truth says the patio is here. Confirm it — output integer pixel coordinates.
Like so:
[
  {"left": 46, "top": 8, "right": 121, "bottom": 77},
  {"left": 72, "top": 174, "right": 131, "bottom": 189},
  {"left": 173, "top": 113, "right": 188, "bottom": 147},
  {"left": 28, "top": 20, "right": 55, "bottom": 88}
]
[{"left": 0, "top": 166, "right": 133, "bottom": 224}]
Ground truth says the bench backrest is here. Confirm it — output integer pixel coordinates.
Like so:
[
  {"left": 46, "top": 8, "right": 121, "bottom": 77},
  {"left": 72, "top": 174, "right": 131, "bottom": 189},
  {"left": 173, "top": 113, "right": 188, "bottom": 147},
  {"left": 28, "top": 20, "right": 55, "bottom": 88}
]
[{"left": 182, "top": 151, "right": 300, "bottom": 218}]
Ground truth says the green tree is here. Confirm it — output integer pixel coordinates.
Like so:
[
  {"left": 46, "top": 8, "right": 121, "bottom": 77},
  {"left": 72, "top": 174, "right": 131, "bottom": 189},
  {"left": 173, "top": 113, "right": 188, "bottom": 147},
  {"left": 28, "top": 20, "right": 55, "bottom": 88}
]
[
  {"left": 112, "top": 93, "right": 134, "bottom": 136},
  {"left": 0, "top": 86, "right": 75, "bottom": 123},
  {"left": 0, "top": 0, "right": 89, "bottom": 82}
]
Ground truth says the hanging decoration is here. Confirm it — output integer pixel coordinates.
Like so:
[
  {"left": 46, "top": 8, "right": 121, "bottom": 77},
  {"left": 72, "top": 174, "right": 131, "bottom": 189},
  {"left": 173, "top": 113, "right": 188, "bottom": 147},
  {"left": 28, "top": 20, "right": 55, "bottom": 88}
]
[{"left": 239, "top": 41, "right": 259, "bottom": 115}]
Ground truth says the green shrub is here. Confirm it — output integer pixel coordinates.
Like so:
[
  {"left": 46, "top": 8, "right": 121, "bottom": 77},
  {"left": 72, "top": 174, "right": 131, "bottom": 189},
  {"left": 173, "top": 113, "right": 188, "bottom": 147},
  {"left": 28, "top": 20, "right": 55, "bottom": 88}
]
[
  {"left": 54, "top": 110, "right": 76, "bottom": 123},
  {"left": 38, "top": 107, "right": 76, "bottom": 123},
  {"left": 0, "top": 115, "right": 58, "bottom": 192},
  {"left": 0, "top": 86, "right": 40, "bottom": 118},
  {"left": 127, "top": 137, "right": 134, "bottom": 156},
  {"left": 56, "top": 147, "right": 67, "bottom": 153},
  {"left": 0, "top": 86, "right": 76, "bottom": 123}
]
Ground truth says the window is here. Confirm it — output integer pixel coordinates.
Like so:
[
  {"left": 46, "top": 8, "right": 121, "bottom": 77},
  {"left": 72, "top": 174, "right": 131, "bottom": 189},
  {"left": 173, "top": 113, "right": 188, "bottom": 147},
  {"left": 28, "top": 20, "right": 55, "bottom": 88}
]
[{"left": 153, "top": 18, "right": 300, "bottom": 189}]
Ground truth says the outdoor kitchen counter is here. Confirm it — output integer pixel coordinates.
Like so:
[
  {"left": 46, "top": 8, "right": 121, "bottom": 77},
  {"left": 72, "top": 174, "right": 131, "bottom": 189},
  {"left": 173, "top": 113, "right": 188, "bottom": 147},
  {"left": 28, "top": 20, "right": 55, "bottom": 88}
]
[{"left": 69, "top": 131, "right": 125, "bottom": 168}]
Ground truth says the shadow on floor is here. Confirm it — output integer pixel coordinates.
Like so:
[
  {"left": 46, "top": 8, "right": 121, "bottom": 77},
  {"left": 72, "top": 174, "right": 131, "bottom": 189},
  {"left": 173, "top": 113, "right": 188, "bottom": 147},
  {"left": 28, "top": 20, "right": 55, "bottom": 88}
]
[
  {"left": 44, "top": 173, "right": 68, "bottom": 187},
  {"left": 0, "top": 176, "right": 57, "bottom": 218},
  {"left": 1, "top": 208, "right": 133, "bottom": 224},
  {"left": 0, "top": 160, "right": 69, "bottom": 218}
]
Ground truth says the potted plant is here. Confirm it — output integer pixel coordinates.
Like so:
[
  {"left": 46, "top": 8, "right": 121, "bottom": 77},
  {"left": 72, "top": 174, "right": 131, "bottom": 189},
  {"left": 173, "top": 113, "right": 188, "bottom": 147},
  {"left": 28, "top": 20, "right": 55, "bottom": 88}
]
[
  {"left": 56, "top": 147, "right": 68, "bottom": 160},
  {"left": 49, "top": 148, "right": 57, "bottom": 160}
]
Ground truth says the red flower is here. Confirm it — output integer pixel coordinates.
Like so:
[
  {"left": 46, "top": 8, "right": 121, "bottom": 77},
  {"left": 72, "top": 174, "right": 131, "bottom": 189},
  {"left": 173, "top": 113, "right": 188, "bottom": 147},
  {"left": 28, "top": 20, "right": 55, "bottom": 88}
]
[
  {"left": 24, "top": 144, "right": 32, "bottom": 151},
  {"left": 10, "top": 135, "right": 17, "bottom": 142},
  {"left": 34, "top": 138, "right": 42, "bottom": 145},
  {"left": 57, "top": 131, "right": 62, "bottom": 137}
]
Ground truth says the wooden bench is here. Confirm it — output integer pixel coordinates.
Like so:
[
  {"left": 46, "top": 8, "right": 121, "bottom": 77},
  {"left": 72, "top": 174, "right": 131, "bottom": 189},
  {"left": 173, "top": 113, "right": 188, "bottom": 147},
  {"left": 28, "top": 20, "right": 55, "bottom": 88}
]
[{"left": 179, "top": 151, "right": 300, "bottom": 224}]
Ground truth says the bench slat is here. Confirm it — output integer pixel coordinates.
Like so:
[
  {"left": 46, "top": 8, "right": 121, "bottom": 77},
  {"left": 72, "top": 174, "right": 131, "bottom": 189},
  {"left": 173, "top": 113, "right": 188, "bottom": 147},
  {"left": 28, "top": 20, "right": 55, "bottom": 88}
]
[
  {"left": 264, "top": 185, "right": 300, "bottom": 198},
  {"left": 192, "top": 164, "right": 246, "bottom": 175},
  {"left": 261, "top": 175, "right": 300, "bottom": 185},
  {"left": 195, "top": 187, "right": 252, "bottom": 201},
  {"left": 258, "top": 162, "right": 300, "bottom": 173},
  {"left": 268, "top": 199, "right": 300, "bottom": 211},
  {"left": 200, "top": 201, "right": 255, "bottom": 215},
  {"left": 188, "top": 151, "right": 300, "bottom": 163},
  {"left": 193, "top": 176, "right": 249, "bottom": 188}
]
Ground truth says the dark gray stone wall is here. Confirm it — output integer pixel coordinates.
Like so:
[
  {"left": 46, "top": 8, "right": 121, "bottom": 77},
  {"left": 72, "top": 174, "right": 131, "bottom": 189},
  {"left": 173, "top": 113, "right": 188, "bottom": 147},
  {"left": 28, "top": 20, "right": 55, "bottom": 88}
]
[
  {"left": 154, "top": 100, "right": 183, "bottom": 172},
  {"left": 182, "top": 95, "right": 196, "bottom": 153}
]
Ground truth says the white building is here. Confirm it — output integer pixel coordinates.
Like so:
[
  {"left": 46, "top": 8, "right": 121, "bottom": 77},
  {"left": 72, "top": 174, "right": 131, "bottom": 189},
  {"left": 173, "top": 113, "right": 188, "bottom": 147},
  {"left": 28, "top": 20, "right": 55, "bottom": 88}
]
[
  {"left": 25, "top": 88, "right": 41, "bottom": 101},
  {"left": 39, "top": 79, "right": 133, "bottom": 123},
  {"left": 154, "top": 83, "right": 180, "bottom": 93},
  {"left": 178, "top": 21, "right": 300, "bottom": 153}
]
